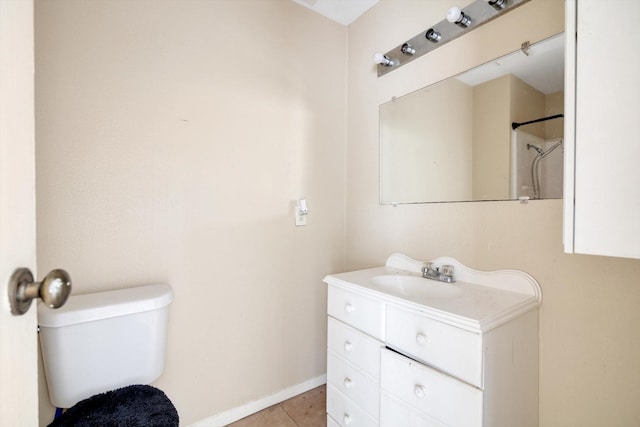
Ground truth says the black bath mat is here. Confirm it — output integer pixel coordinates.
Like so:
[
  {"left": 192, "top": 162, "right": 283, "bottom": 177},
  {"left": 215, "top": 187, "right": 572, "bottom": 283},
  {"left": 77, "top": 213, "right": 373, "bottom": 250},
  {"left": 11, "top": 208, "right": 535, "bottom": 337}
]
[{"left": 48, "top": 384, "right": 179, "bottom": 427}]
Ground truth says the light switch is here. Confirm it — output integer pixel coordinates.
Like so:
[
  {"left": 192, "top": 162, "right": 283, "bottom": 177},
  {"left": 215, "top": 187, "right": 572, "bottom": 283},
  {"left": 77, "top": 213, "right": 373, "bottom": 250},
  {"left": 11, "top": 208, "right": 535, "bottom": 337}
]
[{"left": 295, "top": 199, "right": 308, "bottom": 226}]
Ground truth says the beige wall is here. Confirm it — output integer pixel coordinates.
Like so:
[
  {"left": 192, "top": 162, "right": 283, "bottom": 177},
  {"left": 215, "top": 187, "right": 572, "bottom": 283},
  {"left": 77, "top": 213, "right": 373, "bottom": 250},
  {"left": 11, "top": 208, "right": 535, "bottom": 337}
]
[
  {"left": 35, "top": 0, "right": 345, "bottom": 425},
  {"left": 380, "top": 78, "right": 473, "bottom": 203},
  {"left": 348, "top": 1, "right": 640, "bottom": 426},
  {"left": 511, "top": 74, "right": 546, "bottom": 138},
  {"left": 472, "top": 74, "right": 511, "bottom": 200},
  {"left": 545, "top": 91, "right": 565, "bottom": 139},
  {"left": 472, "top": 73, "right": 548, "bottom": 200}
]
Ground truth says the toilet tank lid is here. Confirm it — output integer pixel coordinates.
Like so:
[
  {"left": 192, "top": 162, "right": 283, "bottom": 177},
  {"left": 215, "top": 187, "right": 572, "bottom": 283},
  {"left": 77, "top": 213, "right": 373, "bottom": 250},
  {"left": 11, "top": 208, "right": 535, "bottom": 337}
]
[{"left": 38, "top": 284, "right": 173, "bottom": 328}]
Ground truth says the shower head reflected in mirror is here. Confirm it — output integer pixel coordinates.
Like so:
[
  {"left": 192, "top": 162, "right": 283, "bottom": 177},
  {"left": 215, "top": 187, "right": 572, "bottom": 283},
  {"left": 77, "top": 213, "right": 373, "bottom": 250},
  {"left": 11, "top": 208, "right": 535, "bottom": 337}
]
[
  {"left": 527, "top": 144, "right": 543, "bottom": 155},
  {"left": 529, "top": 140, "right": 563, "bottom": 199}
]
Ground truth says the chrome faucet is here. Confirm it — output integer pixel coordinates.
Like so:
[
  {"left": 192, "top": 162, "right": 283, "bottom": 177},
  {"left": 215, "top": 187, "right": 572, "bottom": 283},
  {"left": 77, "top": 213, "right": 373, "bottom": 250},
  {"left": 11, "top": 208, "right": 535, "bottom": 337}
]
[{"left": 421, "top": 262, "right": 455, "bottom": 283}]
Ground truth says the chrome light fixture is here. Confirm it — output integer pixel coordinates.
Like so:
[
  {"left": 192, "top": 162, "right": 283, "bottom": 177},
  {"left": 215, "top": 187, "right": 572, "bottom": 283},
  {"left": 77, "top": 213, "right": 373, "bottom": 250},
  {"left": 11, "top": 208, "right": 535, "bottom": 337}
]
[
  {"left": 425, "top": 28, "right": 442, "bottom": 43},
  {"left": 401, "top": 43, "right": 415, "bottom": 56},
  {"left": 374, "top": 0, "right": 530, "bottom": 77},
  {"left": 446, "top": 6, "right": 471, "bottom": 27},
  {"left": 486, "top": 0, "right": 508, "bottom": 10}
]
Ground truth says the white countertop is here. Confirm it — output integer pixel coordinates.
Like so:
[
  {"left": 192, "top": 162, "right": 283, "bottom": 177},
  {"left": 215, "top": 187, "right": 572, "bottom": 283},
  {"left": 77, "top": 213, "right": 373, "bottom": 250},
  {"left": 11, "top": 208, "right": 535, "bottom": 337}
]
[{"left": 324, "top": 253, "right": 541, "bottom": 333}]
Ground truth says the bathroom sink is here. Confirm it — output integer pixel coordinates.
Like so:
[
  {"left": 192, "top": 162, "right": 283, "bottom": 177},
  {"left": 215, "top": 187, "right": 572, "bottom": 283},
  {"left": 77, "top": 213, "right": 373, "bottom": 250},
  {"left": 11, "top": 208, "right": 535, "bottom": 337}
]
[{"left": 370, "top": 274, "right": 463, "bottom": 299}]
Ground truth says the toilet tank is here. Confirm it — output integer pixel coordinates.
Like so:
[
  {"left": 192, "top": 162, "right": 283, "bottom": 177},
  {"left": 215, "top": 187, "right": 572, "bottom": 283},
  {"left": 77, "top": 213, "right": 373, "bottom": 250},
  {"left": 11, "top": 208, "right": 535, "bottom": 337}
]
[{"left": 38, "top": 284, "right": 173, "bottom": 408}]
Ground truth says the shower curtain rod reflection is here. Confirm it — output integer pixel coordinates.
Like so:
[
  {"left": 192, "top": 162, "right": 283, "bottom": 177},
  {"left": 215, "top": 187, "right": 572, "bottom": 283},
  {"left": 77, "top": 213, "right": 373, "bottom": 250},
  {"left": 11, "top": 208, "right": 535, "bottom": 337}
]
[{"left": 512, "top": 114, "right": 564, "bottom": 130}]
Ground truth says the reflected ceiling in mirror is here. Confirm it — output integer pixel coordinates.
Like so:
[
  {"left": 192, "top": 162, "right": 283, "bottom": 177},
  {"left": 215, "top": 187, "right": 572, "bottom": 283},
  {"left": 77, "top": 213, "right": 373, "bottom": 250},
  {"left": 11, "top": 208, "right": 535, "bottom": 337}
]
[{"left": 380, "top": 33, "right": 565, "bottom": 204}]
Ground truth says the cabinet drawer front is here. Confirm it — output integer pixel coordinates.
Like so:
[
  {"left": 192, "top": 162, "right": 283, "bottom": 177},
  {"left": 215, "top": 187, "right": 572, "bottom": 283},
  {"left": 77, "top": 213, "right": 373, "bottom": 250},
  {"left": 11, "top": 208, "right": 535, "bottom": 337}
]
[
  {"left": 328, "top": 285, "right": 385, "bottom": 341},
  {"left": 328, "top": 415, "right": 341, "bottom": 427},
  {"left": 328, "top": 317, "right": 382, "bottom": 379},
  {"left": 380, "top": 349, "right": 483, "bottom": 427},
  {"left": 327, "top": 384, "right": 378, "bottom": 427},
  {"left": 381, "top": 391, "right": 446, "bottom": 427},
  {"left": 328, "top": 350, "right": 379, "bottom": 418},
  {"left": 386, "top": 305, "right": 482, "bottom": 386}
]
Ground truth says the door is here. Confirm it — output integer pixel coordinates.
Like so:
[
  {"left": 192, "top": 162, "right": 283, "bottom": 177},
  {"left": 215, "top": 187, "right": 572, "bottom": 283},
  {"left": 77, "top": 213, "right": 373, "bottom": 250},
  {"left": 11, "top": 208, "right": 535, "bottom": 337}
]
[{"left": 0, "top": 1, "right": 38, "bottom": 425}]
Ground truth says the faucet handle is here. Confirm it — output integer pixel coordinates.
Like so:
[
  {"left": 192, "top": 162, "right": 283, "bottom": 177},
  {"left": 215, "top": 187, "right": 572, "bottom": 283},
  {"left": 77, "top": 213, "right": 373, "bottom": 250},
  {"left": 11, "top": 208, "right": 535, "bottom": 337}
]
[{"left": 440, "top": 265, "right": 455, "bottom": 278}]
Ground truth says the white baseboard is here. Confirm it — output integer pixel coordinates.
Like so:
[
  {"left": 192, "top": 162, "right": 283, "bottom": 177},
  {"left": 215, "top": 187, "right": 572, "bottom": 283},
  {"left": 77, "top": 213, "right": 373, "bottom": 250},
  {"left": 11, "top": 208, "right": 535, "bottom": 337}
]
[{"left": 188, "top": 374, "right": 327, "bottom": 427}]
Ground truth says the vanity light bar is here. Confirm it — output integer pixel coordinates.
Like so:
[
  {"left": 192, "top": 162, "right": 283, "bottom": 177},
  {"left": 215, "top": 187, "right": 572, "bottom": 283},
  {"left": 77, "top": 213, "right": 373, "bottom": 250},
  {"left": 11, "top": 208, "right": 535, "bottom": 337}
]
[{"left": 375, "top": 0, "right": 531, "bottom": 77}]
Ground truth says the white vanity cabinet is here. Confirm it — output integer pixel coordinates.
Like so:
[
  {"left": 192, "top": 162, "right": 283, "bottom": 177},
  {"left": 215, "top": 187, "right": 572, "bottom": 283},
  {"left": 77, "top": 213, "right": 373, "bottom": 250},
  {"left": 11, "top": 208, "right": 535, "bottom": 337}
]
[
  {"left": 326, "top": 286, "right": 384, "bottom": 427},
  {"left": 564, "top": 0, "right": 640, "bottom": 259},
  {"left": 324, "top": 253, "right": 542, "bottom": 427}
]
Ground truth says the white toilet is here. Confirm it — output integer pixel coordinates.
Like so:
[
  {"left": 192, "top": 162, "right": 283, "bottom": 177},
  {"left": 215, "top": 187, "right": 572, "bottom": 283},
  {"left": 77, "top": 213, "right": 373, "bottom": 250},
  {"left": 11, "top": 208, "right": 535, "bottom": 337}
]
[{"left": 38, "top": 283, "right": 174, "bottom": 409}]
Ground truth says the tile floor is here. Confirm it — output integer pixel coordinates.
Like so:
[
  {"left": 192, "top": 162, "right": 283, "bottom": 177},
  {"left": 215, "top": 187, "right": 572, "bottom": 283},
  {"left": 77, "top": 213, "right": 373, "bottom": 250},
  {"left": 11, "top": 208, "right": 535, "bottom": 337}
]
[{"left": 227, "top": 385, "right": 326, "bottom": 427}]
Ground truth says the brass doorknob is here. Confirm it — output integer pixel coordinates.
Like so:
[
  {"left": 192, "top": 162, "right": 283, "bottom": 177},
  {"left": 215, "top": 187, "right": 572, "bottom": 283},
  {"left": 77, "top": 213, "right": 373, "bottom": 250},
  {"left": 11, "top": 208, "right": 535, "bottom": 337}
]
[{"left": 8, "top": 268, "right": 72, "bottom": 315}]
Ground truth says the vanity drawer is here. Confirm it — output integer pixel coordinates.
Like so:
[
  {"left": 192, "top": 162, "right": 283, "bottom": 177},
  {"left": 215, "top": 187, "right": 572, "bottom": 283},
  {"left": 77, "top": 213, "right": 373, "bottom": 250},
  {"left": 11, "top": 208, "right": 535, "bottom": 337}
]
[
  {"left": 327, "top": 384, "right": 378, "bottom": 427},
  {"left": 327, "top": 415, "right": 341, "bottom": 427},
  {"left": 328, "top": 285, "right": 385, "bottom": 341},
  {"left": 380, "top": 348, "right": 482, "bottom": 427},
  {"left": 385, "top": 305, "right": 482, "bottom": 386},
  {"left": 328, "top": 317, "right": 382, "bottom": 379},
  {"left": 327, "top": 350, "right": 379, "bottom": 418},
  {"left": 380, "top": 390, "right": 446, "bottom": 427}
]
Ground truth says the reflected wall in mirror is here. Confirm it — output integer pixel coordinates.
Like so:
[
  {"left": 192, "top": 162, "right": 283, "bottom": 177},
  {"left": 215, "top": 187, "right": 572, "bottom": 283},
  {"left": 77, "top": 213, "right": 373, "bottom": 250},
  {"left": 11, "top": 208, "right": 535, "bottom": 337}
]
[{"left": 380, "top": 33, "right": 565, "bottom": 204}]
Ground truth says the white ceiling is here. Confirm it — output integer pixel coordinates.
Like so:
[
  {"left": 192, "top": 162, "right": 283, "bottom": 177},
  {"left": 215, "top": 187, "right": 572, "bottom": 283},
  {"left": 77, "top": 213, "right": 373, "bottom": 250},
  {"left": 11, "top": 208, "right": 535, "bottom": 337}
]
[
  {"left": 292, "top": 0, "right": 379, "bottom": 26},
  {"left": 456, "top": 34, "right": 565, "bottom": 94}
]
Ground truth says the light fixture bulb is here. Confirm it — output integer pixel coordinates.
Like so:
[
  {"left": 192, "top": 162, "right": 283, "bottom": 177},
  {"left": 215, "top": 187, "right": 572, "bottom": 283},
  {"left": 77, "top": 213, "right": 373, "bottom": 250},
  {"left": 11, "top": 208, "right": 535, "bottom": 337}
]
[
  {"left": 425, "top": 28, "right": 442, "bottom": 43},
  {"left": 446, "top": 6, "right": 461, "bottom": 22},
  {"left": 446, "top": 6, "right": 471, "bottom": 27},
  {"left": 373, "top": 52, "right": 394, "bottom": 67}
]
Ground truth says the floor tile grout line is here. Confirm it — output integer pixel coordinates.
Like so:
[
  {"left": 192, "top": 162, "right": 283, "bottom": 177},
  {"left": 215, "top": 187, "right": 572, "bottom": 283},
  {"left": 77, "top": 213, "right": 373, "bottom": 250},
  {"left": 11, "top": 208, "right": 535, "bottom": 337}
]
[{"left": 278, "top": 403, "right": 299, "bottom": 427}]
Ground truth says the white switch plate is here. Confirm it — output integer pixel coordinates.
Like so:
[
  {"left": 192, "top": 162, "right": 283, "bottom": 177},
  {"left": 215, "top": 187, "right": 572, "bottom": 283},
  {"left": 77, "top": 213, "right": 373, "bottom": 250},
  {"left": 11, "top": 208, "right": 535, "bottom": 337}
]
[
  {"left": 295, "top": 199, "right": 307, "bottom": 226},
  {"left": 295, "top": 211, "right": 307, "bottom": 226}
]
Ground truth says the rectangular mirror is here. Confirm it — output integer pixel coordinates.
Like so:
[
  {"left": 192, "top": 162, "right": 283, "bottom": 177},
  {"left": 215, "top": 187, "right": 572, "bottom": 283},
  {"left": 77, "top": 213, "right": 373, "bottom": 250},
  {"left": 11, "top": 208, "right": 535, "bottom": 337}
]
[{"left": 380, "top": 33, "right": 565, "bottom": 204}]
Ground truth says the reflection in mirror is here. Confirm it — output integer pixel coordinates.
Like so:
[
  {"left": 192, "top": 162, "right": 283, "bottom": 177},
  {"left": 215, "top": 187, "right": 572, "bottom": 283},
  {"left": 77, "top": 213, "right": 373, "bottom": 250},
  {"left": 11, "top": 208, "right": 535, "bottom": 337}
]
[{"left": 380, "top": 33, "right": 565, "bottom": 204}]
